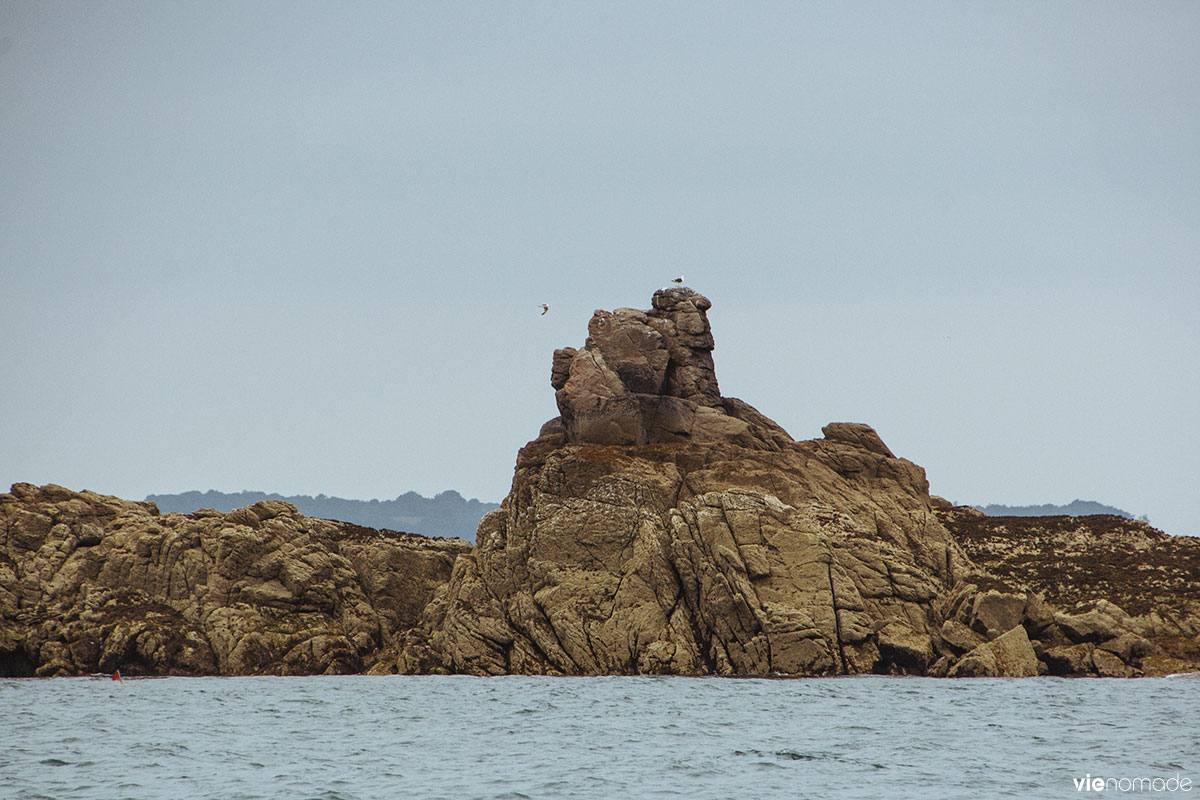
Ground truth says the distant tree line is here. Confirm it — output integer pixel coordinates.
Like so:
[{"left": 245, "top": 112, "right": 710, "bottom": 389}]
[
  {"left": 145, "top": 489, "right": 499, "bottom": 541},
  {"left": 974, "top": 499, "right": 1150, "bottom": 523}
]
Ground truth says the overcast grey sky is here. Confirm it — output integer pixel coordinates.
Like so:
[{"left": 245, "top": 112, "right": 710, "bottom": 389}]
[{"left": 2, "top": 2, "right": 1197, "bottom": 535}]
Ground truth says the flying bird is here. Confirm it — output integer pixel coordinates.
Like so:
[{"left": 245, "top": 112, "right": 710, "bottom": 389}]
[
  {"left": 539, "top": 304, "right": 549, "bottom": 316},
  {"left": 671, "top": 275, "right": 684, "bottom": 283}
]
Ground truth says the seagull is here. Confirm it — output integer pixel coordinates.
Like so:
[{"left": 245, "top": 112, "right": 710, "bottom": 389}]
[
  {"left": 671, "top": 275, "right": 684, "bottom": 284},
  {"left": 539, "top": 304, "right": 549, "bottom": 316}
]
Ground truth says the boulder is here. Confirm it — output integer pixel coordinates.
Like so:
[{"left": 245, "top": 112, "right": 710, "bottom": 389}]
[
  {"left": 1056, "top": 609, "right": 1125, "bottom": 643},
  {"left": 1092, "top": 648, "right": 1137, "bottom": 678},
  {"left": 939, "top": 619, "right": 984, "bottom": 655},
  {"left": 948, "top": 625, "right": 1040, "bottom": 678},
  {"left": 1043, "top": 643, "right": 1096, "bottom": 676},
  {"left": 876, "top": 621, "right": 935, "bottom": 674},
  {"left": 969, "top": 590, "right": 1027, "bottom": 639}
]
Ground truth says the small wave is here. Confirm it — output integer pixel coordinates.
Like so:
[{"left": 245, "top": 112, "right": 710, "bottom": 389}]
[{"left": 733, "top": 748, "right": 829, "bottom": 763}]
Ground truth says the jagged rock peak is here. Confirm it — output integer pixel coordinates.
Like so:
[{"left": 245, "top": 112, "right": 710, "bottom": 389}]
[{"left": 549, "top": 287, "right": 791, "bottom": 448}]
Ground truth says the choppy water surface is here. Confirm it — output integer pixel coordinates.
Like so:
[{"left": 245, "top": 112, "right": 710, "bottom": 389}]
[{"left": 3, "top": 675, "right": 1198, "bottom": 799}]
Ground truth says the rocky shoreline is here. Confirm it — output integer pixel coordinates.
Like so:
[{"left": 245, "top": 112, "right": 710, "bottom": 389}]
[
  {"left": 937, "top": 506, "right": 1200, "bottom": 676},
  {"left": 3, "top": 287, "right": 1196, "bottom": 678}
]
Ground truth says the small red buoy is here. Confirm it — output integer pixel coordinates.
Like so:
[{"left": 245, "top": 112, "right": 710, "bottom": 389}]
[{"left": 111, "top": 669, "right": 121, "bottom": 681}]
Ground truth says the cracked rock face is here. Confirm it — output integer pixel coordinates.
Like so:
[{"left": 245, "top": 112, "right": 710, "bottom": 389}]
[
  {"left": 401, "top": 422, "right": 978, "bottom": 676},
  {"left": 0, "top": 483, "right": 469, "bottom": 677}
]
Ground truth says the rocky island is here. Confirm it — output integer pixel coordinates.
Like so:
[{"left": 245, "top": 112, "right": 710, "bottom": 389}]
[{"left": 3, "top": 287, "right": 1197, "bottom": 677}]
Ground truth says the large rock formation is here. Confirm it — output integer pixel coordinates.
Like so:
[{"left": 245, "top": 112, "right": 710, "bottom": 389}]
[
  {"left": 0, "top": 483, "right": 469, "bottom": 676},
  {"left": 5, "top": 287, "right": 1196, "bottom": 678},
  {"left": 402, "top": 426, "right": 966, "bottom": 675},
  {"left": 398, "top": 287, "right": 1199, "bottom": 677}
]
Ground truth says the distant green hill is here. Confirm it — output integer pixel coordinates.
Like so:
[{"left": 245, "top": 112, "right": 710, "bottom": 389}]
[
  {"left": 973, "top": 499, "right": 1149, "bottom": 523},
  {"left": 145, "top": 489, "right": 498, "bottom": 541}
]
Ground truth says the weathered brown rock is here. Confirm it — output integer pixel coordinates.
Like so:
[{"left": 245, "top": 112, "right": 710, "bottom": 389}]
[
  {"left": 939, "top": 619, "right": 984, "bottom": 655},
  {"left": 968, "top": 590, "right": 1027, "bottom": 639},
  {"left": 876, "top": 621, "right": 935, "bottom": 674},
  {"left": 820, "top": 423, "right": 896, "bottom": 458},
  {"left": 1043, "top": 643, "right": 1096, "bottom": 676},
  {"left": 947, "top": 625, "right": 1040, "bottom": 678},
  {"left": 0, "top": 484, "right": 469, "bottom": 676}
]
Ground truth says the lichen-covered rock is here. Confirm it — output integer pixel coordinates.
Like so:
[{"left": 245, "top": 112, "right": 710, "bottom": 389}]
[{"left": 0, "top": 484, "right": 469, "bottom": 676}]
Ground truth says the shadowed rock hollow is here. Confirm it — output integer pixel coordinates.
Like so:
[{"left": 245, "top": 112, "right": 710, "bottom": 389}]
[{"left": 399, "top": 287, "right": 1197, "bottom": 677}]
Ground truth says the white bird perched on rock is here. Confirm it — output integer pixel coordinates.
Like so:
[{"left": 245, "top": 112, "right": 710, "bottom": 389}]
[{"left": 539, "top": 304, "right": 549, "bottom": 316}]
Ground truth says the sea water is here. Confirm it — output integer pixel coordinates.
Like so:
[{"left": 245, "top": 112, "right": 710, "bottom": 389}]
[{"left": 3, "top": 675, "right": 1197, "bottom": 799}]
